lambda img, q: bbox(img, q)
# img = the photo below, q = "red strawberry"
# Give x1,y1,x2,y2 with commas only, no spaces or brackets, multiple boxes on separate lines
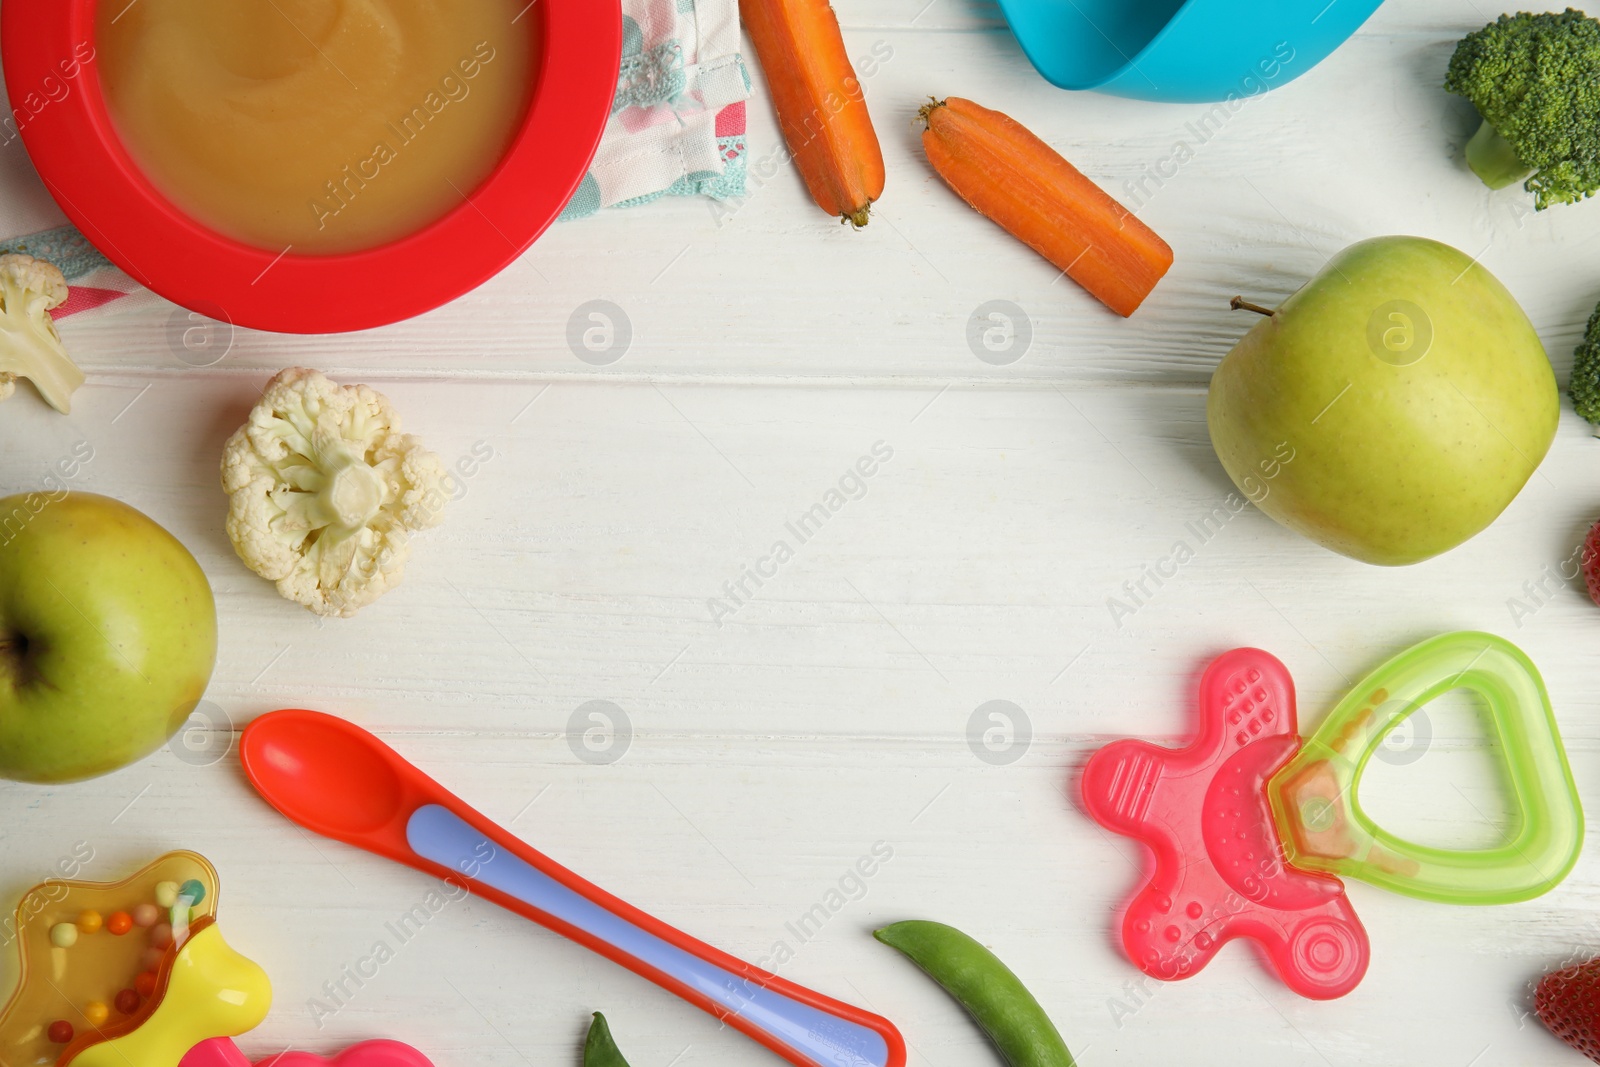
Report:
1584,520,1600,608
1537,957,1600,1062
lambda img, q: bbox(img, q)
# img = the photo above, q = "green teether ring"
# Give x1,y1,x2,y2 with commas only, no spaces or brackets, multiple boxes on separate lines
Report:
1269,632,1582,905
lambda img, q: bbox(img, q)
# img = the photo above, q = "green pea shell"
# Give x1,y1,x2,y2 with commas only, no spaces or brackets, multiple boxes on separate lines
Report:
875,920,1076,1067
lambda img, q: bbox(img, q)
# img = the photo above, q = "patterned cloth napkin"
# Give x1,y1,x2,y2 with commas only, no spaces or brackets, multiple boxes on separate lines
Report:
0,0,749,317
559,0,750,219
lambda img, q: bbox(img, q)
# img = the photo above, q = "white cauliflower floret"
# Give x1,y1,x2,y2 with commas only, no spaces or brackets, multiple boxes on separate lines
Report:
0,253,83,413
221,367,447,617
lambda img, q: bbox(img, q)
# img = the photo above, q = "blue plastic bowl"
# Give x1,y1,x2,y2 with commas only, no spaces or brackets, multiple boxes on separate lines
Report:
995,0,1386,103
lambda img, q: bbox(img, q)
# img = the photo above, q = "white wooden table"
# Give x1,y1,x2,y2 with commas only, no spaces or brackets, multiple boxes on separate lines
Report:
6,1,1600,1063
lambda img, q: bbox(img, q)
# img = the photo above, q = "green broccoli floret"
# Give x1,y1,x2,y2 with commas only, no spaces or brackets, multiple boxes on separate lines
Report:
1444,9,1600,210
1571,301,1600,424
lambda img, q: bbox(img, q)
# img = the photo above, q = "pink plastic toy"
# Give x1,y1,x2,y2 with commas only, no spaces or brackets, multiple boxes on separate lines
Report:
1081,649,1368,999
184,1038,432,1067
1082,634,1584,1000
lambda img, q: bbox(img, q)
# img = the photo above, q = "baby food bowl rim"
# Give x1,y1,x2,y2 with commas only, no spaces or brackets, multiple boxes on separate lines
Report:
0,0,621,333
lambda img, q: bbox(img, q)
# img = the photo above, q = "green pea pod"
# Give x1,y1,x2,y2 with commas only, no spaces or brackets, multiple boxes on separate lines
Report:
874,920,1076,1067
583,1012,632,1067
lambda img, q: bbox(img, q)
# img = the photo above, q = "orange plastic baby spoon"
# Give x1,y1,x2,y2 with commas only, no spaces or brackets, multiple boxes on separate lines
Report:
241,709,906,1067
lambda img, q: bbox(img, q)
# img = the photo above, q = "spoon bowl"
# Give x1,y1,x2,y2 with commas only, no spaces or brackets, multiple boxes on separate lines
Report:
241,711,408,839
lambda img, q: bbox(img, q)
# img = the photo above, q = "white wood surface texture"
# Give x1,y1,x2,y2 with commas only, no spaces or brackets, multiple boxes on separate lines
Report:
7,1,1600,1065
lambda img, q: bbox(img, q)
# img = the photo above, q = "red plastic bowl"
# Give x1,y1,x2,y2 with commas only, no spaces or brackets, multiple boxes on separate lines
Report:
1,1,620,333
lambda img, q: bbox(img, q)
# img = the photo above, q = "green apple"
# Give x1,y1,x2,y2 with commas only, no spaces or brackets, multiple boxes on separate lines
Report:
1207,235,1557,566
0,492,216,781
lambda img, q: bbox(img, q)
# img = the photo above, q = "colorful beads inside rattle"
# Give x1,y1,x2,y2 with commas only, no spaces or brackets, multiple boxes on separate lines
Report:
1,854,224,1065
35,879,204,1043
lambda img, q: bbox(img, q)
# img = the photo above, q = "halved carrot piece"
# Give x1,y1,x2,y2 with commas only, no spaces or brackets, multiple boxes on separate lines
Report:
741,0,885,227
920,97,1172,316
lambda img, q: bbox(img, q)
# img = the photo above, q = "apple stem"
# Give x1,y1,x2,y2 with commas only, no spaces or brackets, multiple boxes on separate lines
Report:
1230,297,1276,317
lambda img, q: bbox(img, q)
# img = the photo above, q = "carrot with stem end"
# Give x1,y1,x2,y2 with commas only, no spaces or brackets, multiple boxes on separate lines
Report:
919,97,1172,317
740,0,885,227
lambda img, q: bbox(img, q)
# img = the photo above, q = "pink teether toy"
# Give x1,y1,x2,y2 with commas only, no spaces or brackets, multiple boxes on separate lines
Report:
1081,648,1369,999
182,1039,432,1067
1083,634,1584,1000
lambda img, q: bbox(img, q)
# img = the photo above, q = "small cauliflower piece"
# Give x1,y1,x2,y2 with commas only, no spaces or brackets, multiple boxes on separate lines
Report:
221,367,448,617
0,253,84,413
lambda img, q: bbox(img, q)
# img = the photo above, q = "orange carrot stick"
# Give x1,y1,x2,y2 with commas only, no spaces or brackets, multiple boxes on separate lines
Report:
740,0,885,227
920,97,1172,316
